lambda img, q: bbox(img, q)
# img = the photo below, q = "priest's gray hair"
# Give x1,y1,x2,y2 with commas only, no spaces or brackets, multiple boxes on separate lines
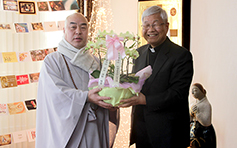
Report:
142,6,168,23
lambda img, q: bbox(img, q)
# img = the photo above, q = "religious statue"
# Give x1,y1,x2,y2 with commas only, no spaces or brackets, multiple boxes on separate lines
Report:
189,83,216,148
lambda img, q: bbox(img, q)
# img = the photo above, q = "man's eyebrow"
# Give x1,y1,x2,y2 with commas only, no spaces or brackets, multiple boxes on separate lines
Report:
69,22,77,25
69,22,87,26
80,23,87,26
143,20,159,24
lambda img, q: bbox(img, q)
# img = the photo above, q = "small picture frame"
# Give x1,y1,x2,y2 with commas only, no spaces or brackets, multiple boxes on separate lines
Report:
45,48,57,55
7,102,26,115
0,104,9,116
0,75,18,88
0,134,12,146
17,51,32,62
29,72,40,83
0,23,11,31
1,52,18,63
57,20,65,30
37,1,50,12
14,22,29,33
48,1,65,11
24,99,37,110
31,22,44,31
18,1,36,14
63,0,79,10
12,131,27,143
2,0,18,11
43,21,58,32
26,129,36,142
30,49,46,61
16,74,30,85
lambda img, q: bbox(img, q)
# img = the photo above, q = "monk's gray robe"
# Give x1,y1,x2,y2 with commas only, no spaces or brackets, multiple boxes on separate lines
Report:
36,51,109,148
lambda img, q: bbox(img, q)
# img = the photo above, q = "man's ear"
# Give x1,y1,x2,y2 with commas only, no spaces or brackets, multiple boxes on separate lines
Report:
63,27,65,34
165,22,169,29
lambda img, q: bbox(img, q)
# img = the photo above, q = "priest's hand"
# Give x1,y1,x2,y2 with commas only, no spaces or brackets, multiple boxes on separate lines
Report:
118,92,146,108
88,87,117,110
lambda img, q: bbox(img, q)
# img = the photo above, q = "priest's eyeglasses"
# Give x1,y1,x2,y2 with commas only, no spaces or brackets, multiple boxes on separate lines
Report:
142,22,165,30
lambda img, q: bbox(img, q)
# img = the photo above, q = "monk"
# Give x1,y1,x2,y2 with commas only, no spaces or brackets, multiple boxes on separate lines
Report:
36,12,116,148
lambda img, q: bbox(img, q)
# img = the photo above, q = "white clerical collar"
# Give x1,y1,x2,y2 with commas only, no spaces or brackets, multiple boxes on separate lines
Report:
150,48,155,53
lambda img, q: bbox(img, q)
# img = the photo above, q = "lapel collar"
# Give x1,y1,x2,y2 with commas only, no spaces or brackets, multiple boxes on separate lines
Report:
136,45,149,71
144,38,171,89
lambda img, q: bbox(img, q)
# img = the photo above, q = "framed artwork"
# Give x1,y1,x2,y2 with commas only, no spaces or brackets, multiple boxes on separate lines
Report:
0,76,8,88
57,20,65,30
30,49,46,61
37,1,49,11
26,129,36,142
17,51,32,62
48,1,65,11
18,1,36,14
14,22,29,33
29,72,40,83
45,48,57,55
31,22,44,31
0,134,11,146
0,75,17,88
1,52,18,63
7,102,26,115
0,23,11,31
12,131,27,143
63,0,79,10
138,0,182,46
43,21,57,32
2,0,18,11
0,104,8,116
16,74,30,85
24,99,37,110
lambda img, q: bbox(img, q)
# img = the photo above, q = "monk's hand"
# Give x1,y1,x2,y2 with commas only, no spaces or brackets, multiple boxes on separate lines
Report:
118,92,146,108
88,87,115,110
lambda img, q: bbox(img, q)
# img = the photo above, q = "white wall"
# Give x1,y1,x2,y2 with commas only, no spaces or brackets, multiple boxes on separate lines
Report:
111,0,237,147
0,9,75,147
191,0,237,147
110,0,138,34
